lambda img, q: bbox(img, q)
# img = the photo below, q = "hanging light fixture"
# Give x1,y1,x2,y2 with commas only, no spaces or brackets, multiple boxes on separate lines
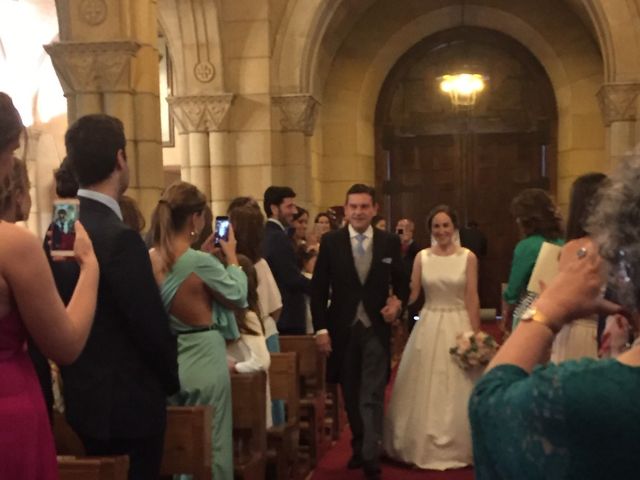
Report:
438,72,487,108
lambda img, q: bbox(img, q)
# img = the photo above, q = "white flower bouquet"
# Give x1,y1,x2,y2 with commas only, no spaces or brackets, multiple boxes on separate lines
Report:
449,331,499,370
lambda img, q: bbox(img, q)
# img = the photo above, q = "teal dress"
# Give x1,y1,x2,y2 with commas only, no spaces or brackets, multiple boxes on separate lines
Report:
503,234,564,329
469,359,640,479
160,249,247,480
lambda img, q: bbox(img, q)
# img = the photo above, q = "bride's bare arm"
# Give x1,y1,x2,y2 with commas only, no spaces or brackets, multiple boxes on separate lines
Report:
464,251,481,332
2,222,98,364
408,252,422,305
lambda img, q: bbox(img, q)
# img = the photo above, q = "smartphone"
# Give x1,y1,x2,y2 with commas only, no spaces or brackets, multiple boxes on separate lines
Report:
214,216,230,246
51,198,80,257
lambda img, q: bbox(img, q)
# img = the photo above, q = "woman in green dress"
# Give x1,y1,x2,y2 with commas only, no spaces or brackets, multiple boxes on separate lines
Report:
470,157,640,479
501,188,564,332
148,181,247,480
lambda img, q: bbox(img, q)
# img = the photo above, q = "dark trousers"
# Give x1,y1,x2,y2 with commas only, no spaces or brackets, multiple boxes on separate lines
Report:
80,433,165,480
340,322,388,474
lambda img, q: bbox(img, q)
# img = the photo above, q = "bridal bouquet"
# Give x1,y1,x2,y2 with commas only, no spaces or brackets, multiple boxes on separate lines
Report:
449,331,499,370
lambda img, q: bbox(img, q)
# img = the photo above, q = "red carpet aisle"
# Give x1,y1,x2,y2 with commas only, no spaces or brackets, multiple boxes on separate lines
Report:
309,427,474,480
310,322,504,480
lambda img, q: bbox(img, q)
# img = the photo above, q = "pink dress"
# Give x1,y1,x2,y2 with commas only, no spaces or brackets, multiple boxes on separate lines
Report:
0,308,58,479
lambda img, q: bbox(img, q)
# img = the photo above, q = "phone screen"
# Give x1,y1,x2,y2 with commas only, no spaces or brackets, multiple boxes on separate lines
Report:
214,216,230,246
51,200,79,256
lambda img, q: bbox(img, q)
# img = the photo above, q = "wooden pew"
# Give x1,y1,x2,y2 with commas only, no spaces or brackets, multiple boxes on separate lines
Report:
160,406,212,480
58,455,128,480
267,352,300,480
325,382,346,441
231,371,267,480
279,335,327,467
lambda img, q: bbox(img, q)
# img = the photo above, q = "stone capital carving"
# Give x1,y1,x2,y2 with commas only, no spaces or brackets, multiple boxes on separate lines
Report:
167,94,235,133
272,94,320,136
597,83,640,126
44,41,140,94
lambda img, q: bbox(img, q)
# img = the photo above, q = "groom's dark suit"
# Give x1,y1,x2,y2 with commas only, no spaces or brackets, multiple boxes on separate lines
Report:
311,226,408,476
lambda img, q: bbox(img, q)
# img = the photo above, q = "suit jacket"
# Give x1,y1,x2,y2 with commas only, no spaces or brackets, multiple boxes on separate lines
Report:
262,220,310,334
53,197,179,440
311,227,409,382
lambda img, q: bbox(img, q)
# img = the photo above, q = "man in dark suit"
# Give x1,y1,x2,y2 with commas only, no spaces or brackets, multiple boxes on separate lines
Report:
311,184,409,480
261,185,311,334
396,218,422,332
459,220,488,258
54,114,179,479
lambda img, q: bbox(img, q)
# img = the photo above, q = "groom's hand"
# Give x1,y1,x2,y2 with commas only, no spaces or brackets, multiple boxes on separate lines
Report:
381,295,402,324
315,332,332,356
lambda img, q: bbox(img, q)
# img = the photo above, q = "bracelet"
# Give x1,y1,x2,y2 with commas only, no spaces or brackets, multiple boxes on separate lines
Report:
520,307,562,334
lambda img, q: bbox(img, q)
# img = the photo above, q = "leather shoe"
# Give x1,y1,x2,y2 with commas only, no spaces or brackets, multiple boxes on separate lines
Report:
364,462,381,479
347,455,363,469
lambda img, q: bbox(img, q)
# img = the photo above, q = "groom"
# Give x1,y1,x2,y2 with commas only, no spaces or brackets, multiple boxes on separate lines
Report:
311,184,408,480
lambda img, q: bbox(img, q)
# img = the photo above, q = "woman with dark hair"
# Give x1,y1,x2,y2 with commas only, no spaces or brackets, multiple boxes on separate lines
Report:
501,188,564,332
226,254,272,427
118,194,146,234
290,205,309,250
0,92,99,478
229,204,286,425
148,181,247,480
384,204,481,470
551,173,607,362
469,158,640,480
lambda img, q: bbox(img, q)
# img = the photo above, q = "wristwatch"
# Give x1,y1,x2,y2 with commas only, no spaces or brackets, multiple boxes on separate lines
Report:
520,307,561,334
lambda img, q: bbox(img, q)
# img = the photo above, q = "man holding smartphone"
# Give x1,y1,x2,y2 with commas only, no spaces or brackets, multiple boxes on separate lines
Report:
261,185,311,335
52,114,179,479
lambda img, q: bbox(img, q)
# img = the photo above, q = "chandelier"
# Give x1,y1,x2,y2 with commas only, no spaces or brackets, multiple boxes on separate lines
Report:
438,73,487,108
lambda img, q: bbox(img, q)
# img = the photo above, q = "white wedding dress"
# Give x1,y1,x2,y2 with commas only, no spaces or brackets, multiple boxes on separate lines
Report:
384,248,476,470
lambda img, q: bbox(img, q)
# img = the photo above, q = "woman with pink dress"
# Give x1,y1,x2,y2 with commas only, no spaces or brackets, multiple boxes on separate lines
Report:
0,92,99,479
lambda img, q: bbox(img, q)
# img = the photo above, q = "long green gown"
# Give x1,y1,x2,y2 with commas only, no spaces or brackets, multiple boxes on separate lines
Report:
160,249,247,480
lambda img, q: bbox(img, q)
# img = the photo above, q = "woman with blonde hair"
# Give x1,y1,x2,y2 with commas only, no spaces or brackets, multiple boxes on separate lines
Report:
148,181,247,480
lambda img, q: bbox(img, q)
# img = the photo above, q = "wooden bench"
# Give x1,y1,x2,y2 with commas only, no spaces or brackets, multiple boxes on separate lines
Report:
267,352,300,480
279,335,327,467
231,371,267,480
58,455,128,480
325,382,346,441
160,405,212,480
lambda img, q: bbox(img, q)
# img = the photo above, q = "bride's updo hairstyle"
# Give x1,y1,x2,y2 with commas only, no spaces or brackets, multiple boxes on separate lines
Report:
426,204,459,236
149,181,207,271
587,157,640,311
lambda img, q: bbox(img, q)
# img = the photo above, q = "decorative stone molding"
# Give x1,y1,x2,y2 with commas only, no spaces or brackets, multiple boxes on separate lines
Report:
272,94,320,136
79,0,108,26
597,83,640,126
167,94,235,133
44,41,140,94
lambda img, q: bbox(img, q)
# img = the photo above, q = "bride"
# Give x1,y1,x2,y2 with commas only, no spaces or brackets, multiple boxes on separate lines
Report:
383,204,480,470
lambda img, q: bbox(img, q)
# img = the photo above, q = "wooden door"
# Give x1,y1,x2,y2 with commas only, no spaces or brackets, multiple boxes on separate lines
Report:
388,132,550,309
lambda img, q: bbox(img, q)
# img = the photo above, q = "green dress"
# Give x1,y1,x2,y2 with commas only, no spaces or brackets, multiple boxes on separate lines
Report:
469,359,640,479
160,249,247,480
503,234,564,329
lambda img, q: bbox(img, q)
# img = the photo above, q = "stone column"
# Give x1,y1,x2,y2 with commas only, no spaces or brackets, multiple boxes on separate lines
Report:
167,94,234,214
45,0,164,220
597,83,640,170
272,94,320,208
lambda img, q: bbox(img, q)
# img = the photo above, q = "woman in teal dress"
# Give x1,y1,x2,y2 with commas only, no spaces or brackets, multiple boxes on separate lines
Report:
501,188,563,332
148,181,247,480
470,158,640,479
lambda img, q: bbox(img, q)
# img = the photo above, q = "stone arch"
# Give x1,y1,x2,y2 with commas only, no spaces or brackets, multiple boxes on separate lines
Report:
157,0,226,95
283,0,612,210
